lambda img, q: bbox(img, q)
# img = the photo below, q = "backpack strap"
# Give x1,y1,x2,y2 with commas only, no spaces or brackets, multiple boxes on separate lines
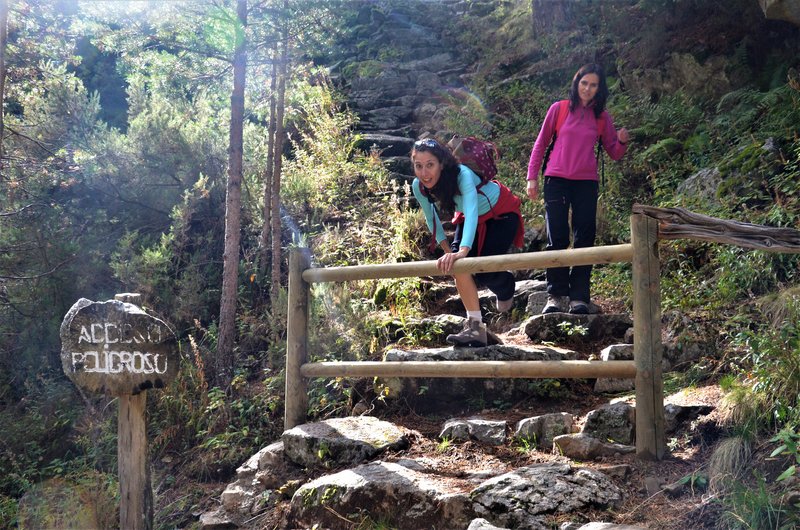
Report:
554,99,570,135
418,180,441,253
595,113,606,187
541,100,570,176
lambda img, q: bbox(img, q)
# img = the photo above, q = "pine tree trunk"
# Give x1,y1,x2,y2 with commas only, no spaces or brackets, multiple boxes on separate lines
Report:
216,0,247,387
259,48,278,277
0,0,8,171
270,16,288,305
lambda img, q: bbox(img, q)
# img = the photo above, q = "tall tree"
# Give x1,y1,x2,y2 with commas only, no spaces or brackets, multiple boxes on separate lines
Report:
270,12,288,305
0,0,7,171
216,0,248,386
259,47,278,277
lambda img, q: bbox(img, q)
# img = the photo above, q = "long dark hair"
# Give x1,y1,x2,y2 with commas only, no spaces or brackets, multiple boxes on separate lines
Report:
411,138,461,214
568,63,608,119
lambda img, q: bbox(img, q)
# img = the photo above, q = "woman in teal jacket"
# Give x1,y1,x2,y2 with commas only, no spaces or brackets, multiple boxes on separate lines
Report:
411,138,523,347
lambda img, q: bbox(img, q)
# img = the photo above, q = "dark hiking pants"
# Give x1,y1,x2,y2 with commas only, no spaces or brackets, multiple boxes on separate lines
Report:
452,212,520,301
543,176,598,303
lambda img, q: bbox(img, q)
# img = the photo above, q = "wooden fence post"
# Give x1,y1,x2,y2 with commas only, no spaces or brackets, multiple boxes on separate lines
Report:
118,392,153,530
631,213,665,460
285,248,310,430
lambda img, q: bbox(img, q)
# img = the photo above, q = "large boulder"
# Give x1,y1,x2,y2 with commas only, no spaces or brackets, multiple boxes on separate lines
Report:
288,460,475,529
676,167,723,204
470,463,622,528
282,416,410,469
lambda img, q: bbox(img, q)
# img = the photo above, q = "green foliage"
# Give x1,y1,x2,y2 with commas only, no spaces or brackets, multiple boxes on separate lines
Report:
715,247,799,304
677,472,708,494
556,321,588,338
592,263,632,309
515,435,537,454
0,494,18,529
726,296,800,431
282,71,386,225
719,474,798,530
16,473,118,530
525,379,569,400
150,329,283,480
770,427,800,482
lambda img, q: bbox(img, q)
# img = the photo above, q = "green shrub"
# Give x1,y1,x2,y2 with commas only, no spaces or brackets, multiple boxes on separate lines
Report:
720,474,796,530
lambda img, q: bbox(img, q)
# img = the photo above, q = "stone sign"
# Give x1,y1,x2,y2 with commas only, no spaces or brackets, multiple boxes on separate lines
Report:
60,298,178,396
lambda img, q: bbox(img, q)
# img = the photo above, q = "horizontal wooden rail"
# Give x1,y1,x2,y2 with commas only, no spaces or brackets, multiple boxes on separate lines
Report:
300,360,636,379
633,204,800,252
302,244,634,284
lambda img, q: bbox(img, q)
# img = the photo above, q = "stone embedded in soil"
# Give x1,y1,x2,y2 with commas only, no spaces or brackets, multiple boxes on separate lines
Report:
523,313,633,343
467,518,509,530
582,402,636,445
381,344,577,413
515,412,575,449
440,418,507,445
553,433,636,460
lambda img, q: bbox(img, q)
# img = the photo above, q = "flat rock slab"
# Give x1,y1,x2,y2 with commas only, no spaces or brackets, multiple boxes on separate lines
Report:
440,418,507,445
282,416,409,469
470,463,622,529
381,344,577,413
288,460,475,530
553,433,636,460
523,313,632,343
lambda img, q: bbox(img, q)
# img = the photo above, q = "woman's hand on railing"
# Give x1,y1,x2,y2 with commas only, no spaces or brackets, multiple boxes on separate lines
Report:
437,247,469,274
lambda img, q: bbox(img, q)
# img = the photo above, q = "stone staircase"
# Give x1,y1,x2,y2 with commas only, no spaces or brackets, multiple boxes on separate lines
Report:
199,279,713,529
328,2,477,185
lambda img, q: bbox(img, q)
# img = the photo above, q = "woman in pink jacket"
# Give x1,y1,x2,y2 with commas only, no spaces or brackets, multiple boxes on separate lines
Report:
526,63,630,314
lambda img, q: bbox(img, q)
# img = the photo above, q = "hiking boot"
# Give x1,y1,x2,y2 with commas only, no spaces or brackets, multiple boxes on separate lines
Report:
569,300,590,315
495,296,514,313
446,318,487,347
542,295,568,314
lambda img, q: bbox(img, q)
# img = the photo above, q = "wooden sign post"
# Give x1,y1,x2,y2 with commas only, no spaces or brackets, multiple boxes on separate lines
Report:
60,293,178,530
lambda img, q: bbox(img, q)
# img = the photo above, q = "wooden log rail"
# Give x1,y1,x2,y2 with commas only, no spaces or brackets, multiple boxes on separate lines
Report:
301,360,637,379
287,206,800,461
285,225,656,456
284,204,800,460
301,244,634,283
632,204,800,252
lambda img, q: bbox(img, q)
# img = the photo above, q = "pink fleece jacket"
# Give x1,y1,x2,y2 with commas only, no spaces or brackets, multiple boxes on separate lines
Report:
526,101,627,183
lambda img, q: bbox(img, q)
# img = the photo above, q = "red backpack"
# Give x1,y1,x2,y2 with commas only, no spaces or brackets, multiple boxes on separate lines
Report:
447,135,500,184
542,100,606,180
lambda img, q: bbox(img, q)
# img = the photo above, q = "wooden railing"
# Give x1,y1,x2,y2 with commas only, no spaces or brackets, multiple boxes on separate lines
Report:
284,205,800,461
